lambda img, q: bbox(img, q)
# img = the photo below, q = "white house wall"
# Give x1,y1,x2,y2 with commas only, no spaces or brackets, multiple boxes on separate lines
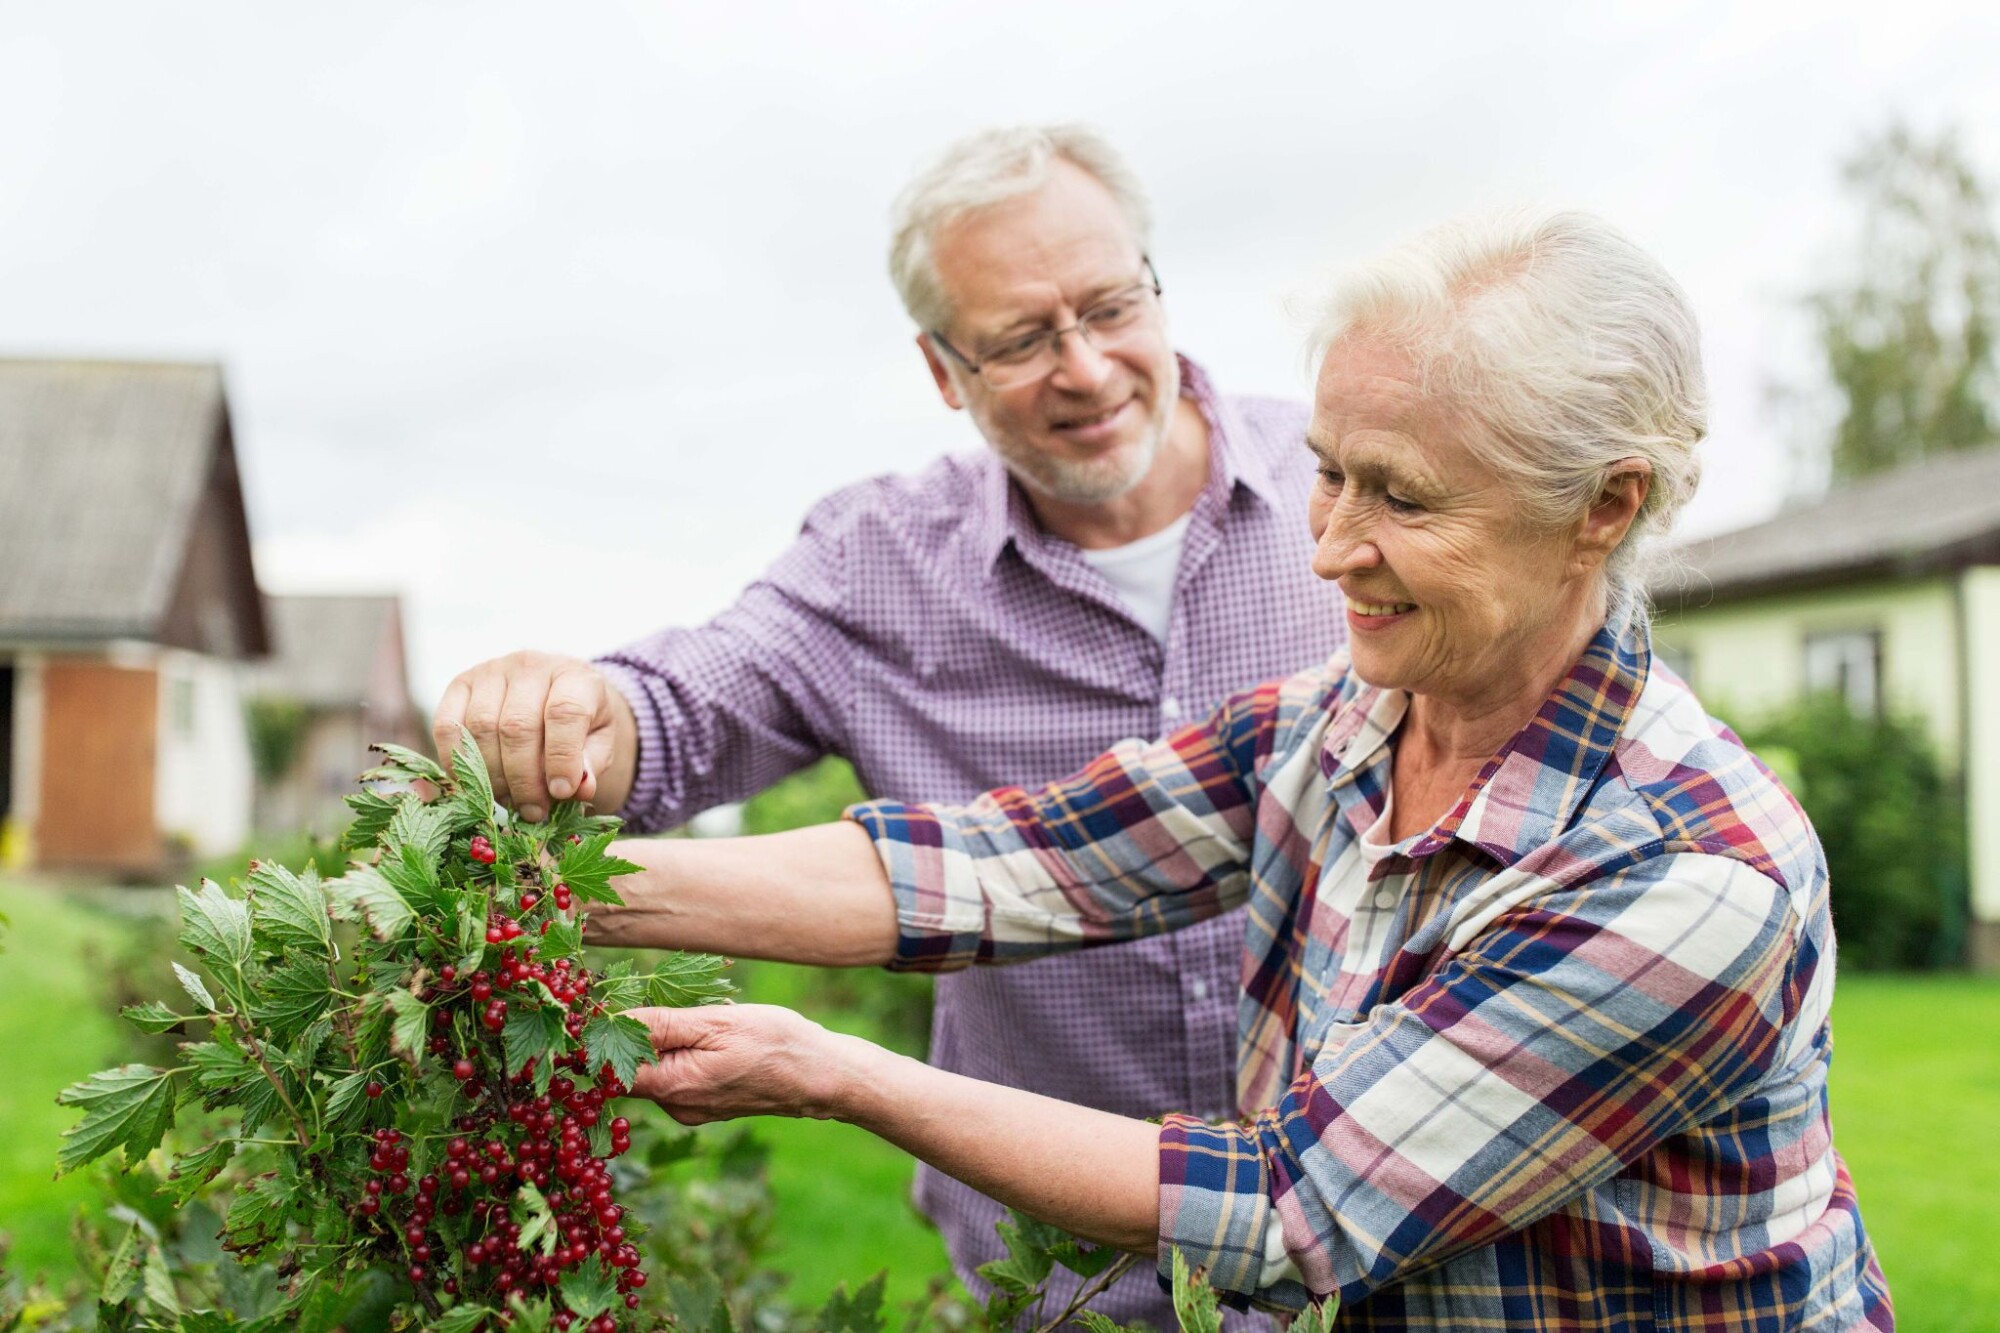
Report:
153,648,253,858
1963,568,2000,967
1651,576,1962,766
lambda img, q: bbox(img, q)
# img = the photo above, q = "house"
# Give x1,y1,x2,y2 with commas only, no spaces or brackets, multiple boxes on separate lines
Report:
244,592,424,838
1649,444,2000,971
0,360,270,878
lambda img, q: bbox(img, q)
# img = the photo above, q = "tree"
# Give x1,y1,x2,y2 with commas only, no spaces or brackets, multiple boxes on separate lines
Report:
1796,122,2000,485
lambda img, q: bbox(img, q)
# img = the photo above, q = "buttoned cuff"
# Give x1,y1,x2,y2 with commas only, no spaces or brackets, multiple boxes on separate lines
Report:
845,800,987,972
1158,1114,1314,1311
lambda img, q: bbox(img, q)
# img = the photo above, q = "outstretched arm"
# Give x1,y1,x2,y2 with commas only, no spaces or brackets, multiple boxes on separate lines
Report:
625,1003,1161,1253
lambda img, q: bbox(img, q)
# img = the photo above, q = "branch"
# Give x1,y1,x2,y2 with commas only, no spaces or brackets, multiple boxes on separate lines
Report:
229,1007,315,1150
1030,1253,1143,1333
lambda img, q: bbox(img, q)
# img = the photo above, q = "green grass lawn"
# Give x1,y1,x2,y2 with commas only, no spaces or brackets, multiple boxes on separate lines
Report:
3,874,1992,1330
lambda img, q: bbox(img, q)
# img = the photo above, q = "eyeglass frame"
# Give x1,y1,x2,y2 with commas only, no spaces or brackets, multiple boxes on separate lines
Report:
928,256,1164,386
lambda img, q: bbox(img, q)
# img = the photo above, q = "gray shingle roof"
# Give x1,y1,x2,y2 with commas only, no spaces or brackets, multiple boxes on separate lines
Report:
1653,444,2000,607
247,594,402,707
0,359,229,640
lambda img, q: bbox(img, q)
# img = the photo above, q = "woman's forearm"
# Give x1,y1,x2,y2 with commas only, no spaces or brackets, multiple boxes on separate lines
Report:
826,1031,1162,1253
590,821,899,966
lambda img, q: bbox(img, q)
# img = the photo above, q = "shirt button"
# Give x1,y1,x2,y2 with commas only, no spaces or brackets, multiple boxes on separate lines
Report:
1374,886,1398,909
1161,696,1183,721
1189,975,1209,1001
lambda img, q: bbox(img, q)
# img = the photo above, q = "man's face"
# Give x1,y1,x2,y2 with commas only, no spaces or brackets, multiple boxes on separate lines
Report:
922,160,1179,506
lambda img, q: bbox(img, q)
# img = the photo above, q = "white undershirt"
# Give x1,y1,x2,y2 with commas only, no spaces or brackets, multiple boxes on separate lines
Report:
1078,512,1192,646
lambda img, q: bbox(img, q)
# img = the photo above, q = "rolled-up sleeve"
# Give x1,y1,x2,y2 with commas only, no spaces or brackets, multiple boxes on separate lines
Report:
1157,850,1800,1310
847,681,1283,972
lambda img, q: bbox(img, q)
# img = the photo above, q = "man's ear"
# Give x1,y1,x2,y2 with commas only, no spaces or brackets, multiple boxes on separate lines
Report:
918,334,965,412
1573,459,1653,574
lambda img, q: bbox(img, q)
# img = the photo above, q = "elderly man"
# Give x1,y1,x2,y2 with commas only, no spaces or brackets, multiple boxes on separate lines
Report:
435,124,1342,1323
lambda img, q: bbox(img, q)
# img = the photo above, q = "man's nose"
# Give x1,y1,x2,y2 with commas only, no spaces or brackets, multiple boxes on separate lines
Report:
1046,326,1116,393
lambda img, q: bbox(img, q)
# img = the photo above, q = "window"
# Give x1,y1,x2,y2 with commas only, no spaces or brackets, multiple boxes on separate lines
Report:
1802,629,1881,717
171,677,198,738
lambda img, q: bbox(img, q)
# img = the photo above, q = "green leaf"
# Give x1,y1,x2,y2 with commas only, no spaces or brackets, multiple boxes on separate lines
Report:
1072,1314,1126,1333
321,1070,372,1130
342,788,404,850
224,1173,295,1254
249,957,334,1041
121,1001,187,1034
326,864,413,941
433,1305,499,1333
502,1003,568,1079
643,953,735,1008
556,1261,619,1322
1294,1295,1342,1332
538,913,583,960
385,989,431,1068
177,881,252,971
812,1272,886,1333
1170,1248,1223,1333
141,1244,181,1318
453,901,490,975
514,1181,559,1257
100,1220,145,1305
378,842,450,920
172,962,217,1013
245,861,332,958
447,731,497,824
55,1065,179,1174
182,1039,255,1102
581,1013,654,1087
362,742,447,786
505,1294,553,1333
163,1136,238,1207
554,832,641,905
383,799,452,870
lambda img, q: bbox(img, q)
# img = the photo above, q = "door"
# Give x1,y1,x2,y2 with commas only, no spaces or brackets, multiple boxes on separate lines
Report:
37,658,158,873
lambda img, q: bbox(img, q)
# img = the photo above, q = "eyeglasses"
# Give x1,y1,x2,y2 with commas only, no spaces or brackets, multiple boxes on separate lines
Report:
931,257,1164,389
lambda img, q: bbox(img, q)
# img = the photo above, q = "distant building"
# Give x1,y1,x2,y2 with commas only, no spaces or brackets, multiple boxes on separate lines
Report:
245,593,424,837
0,360,269,877
1651,445,2000,971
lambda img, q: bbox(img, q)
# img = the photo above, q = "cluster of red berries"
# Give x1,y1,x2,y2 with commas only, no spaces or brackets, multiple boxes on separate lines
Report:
469,833,499,865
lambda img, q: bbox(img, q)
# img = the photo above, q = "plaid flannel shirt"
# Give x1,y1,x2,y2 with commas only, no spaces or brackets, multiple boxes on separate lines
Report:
851,620,1893,1330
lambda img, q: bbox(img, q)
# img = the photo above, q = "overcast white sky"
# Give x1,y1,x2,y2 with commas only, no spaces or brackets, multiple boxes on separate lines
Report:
4,1,1997,704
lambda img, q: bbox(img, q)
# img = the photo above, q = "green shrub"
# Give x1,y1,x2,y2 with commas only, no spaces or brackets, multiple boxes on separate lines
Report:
1732,693,1967,969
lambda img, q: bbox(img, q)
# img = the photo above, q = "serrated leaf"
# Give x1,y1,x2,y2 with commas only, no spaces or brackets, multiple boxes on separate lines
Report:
505,1294,553,1333
363,742,446,786
1294,1295,1342,1332
182,1039,254,1098
812,1271,886,1333
177,881,252,971
453,902,490,974
141,1245,181,1318
100,1221,144,1305
121,1001,186,1034
581,1014,654,1088
163,1136,238,1207
385,989,431,1068
249,957,334,1041
378,842,450,920
224,1173,294,1254
538,914,583,960
556,1261,619,1322
593,959,645,1011
172,962,217,1013
1072,1314,1125,1333
55,1065,179,1174
245,861,332,958
383,799,451,869
447,731,496,823
553,832,641,905
501,1003,568,1079
1170,1248,1223,1333
643,953,735,1008
514,1181,559,1257
342,788,404,851
321,1070,371,1129
326,864,413,941
434,1306,499,1333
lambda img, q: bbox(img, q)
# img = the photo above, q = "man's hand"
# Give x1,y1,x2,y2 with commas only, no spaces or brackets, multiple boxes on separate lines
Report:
433,650,638,822
625,1004,867,1125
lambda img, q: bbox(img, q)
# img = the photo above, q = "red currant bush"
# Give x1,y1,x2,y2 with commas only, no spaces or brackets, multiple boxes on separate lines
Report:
56,737,734,1331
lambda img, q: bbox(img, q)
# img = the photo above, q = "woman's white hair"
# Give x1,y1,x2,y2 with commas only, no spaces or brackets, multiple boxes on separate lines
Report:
889,124,1153,333
1310,208,1707,623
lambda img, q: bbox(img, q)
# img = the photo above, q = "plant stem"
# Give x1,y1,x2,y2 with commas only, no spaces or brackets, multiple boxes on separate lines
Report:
229,1006,315,1149
1029,1253,1143,1333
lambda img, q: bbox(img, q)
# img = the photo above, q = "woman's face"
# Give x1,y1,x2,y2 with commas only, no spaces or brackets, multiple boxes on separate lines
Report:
1306,338,1597,711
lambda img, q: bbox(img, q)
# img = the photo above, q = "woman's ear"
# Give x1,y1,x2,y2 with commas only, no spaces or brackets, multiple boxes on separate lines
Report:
1572,459,1653,574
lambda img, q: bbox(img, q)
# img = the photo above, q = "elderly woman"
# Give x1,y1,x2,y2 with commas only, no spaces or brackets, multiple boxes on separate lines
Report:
598,211,1893,1328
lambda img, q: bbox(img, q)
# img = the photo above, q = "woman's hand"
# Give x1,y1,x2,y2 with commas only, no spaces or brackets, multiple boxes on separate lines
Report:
624,1003,869,1125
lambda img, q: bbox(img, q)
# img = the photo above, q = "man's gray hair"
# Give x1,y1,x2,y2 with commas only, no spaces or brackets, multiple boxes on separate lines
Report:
889,124,1153,333
1310,209,1707,623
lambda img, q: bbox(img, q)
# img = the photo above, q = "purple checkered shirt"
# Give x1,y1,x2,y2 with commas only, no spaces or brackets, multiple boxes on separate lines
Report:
596,356,1345,1324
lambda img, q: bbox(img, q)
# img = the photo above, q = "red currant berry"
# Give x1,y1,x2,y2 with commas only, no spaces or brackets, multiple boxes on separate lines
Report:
364,1080,385,1099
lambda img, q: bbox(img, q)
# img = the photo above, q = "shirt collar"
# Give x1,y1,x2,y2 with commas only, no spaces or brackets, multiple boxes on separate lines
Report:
973,353,1271,573
1321,616,1652,867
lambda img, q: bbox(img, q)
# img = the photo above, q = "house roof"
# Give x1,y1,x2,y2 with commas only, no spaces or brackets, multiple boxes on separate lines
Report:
1653,444,2000,608
248,593,406,707
0,359,269,654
